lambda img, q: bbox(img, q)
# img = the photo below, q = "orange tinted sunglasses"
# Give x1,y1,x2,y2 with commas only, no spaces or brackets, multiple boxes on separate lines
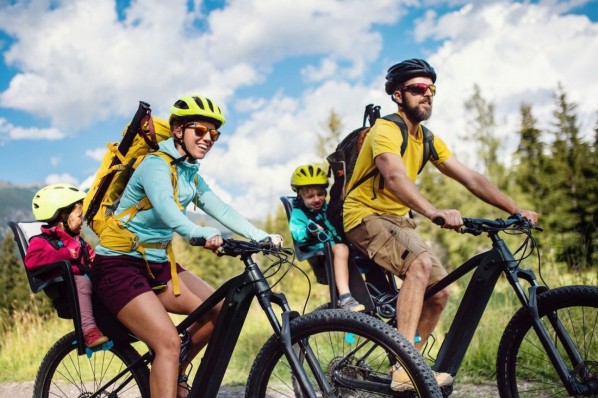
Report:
184,123,221,142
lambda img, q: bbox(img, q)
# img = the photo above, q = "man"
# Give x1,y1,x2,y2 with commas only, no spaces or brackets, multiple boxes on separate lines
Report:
342,58,537,391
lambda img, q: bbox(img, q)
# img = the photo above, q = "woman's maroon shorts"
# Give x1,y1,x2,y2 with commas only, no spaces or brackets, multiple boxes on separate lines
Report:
91,254,184,316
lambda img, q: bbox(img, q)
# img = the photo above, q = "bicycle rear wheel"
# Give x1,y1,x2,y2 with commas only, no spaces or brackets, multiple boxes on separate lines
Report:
497,285,598,398
246,309,441,397
33,331,151,398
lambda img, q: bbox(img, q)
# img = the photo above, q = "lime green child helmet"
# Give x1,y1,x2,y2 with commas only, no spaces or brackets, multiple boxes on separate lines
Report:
32,183,86,222
290,164,329,192
169,95,226,128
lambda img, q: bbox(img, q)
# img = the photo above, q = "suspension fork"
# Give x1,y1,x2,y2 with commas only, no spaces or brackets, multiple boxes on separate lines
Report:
261,291,334,397
526,286,589,395
506,267,588,395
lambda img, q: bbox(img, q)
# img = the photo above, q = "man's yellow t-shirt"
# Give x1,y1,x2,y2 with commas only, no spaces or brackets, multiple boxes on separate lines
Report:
343,116,452,232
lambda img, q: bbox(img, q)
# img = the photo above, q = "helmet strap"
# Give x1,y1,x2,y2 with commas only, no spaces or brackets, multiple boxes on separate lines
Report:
173,129,194,163
59,209,78,237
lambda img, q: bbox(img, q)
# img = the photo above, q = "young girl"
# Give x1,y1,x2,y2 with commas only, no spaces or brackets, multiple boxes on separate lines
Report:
289,164,365,312
25,183,108,348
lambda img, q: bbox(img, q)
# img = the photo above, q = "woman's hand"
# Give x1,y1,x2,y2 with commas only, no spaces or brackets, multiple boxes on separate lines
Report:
268,234,284,247
204,235,223,253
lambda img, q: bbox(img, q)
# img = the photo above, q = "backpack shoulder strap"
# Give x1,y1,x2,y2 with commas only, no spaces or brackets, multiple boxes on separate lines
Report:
381,113,409,155
420,125,439,173
31,232,63,250
382,113,438,174
152,151,185,211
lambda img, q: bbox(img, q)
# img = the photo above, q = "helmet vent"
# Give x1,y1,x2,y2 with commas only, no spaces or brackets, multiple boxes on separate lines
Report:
174,100,190,110
205,98,215,112
193,96,205,110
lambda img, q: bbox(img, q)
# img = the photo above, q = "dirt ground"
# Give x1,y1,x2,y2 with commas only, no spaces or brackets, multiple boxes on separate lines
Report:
0,380,499,397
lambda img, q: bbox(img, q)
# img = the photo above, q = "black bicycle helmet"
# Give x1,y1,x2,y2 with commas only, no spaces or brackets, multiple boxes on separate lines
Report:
384,59,437,95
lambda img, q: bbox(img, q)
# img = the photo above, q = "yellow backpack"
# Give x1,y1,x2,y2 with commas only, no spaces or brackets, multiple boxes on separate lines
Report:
83,101,187,295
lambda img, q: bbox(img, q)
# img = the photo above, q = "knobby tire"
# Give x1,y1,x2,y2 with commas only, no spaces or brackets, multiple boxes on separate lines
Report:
496,285,598,398
245,309,441,397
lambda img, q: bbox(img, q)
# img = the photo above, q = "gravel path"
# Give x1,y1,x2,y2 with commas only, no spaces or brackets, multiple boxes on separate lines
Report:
0,381,499,397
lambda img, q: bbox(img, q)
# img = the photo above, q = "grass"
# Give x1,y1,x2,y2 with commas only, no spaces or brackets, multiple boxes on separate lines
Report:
0,306,72,382
0,262,595,386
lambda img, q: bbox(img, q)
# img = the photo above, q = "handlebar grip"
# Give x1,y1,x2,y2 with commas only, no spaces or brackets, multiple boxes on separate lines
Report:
432,217,445,226
189,237,207,246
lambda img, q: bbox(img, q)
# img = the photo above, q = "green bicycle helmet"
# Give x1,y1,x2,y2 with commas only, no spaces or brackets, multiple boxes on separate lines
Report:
32,183,86,222
169,95,226,128
290,164,329,192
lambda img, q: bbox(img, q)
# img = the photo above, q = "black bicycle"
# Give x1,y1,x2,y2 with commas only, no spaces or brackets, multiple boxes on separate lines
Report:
285,213,598,398
11,222,443,398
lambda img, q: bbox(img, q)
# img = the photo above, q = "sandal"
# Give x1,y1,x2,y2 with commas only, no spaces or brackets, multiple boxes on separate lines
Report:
177,375,191,398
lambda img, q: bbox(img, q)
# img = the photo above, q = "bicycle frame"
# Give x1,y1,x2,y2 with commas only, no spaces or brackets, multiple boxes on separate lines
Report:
92,246,327,398
183,254,322,398
425,230,587,394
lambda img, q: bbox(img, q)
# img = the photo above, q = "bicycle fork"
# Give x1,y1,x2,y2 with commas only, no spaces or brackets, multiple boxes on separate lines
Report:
261,292,336,398
527,286,594,395
510,270,593,395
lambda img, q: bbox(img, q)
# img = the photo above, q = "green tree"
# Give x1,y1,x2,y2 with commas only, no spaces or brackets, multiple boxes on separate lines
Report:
0,234,32,315
316,110,344,159
463,84,506,187
544,84,596,269
513,103,548,214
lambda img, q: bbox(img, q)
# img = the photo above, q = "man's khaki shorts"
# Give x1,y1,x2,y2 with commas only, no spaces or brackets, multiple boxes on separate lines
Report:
346,214,447,284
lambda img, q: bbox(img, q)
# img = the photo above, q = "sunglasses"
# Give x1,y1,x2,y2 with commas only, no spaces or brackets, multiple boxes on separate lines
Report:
184,123,221,142
400,83,436,96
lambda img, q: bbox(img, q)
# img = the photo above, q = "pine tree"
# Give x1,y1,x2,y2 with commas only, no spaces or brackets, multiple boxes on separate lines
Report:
513,104,548,214
545,84,596,269
463,84,506,188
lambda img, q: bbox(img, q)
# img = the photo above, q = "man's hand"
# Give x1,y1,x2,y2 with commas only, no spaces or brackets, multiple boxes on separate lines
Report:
430,209,463,230
516,209,538,225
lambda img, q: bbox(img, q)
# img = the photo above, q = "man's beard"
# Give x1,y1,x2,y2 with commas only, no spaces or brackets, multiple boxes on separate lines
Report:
402,100,432,123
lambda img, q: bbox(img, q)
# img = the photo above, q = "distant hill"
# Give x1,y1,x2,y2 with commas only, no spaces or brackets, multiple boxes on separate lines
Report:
0,182,40,236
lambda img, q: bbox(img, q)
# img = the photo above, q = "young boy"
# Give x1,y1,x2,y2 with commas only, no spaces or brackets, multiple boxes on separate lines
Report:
25,183,109,348
289,164,365,312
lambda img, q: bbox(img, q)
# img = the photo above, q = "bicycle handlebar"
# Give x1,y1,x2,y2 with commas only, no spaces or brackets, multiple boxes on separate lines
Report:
189,237,293,257
433,213,542,235
461,214,542,235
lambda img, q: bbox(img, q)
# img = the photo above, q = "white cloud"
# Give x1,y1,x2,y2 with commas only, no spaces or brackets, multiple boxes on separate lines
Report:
416,2,598,165
0,0,404,132
45,173,79,186
85,147,106,162
0,117,65,140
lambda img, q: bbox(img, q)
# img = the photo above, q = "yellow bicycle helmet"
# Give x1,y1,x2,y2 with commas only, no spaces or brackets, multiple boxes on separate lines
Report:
290,164,329,192
32,183,86,222
169,95,226,128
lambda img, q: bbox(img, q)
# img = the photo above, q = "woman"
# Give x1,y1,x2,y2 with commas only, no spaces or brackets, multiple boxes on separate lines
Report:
91,95,282,398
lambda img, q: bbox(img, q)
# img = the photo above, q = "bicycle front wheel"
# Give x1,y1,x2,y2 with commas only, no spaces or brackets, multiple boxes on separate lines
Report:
497,285,598,398
33,331,151,398
246,309,441,397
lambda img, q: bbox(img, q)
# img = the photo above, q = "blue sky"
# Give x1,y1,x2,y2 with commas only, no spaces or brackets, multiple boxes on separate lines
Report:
0,0,597,219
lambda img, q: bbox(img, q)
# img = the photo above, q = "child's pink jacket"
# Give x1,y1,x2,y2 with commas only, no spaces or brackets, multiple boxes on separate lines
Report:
24,226,95,275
